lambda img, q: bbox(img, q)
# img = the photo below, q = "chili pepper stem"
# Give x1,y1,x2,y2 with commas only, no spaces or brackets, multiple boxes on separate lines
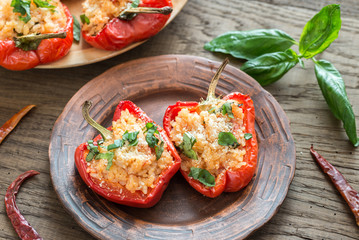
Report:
207,58,229,100
82,101,113,141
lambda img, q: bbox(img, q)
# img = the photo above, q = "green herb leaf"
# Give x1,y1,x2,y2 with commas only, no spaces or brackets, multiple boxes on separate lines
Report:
208,107,216,114
11,0,31,23
86,140,99,162
155,141,164,160
72,15,81,42
144,123,159,148
218,132,239,148
131,0,140,8
80,14,90,24
33,0,55,8
299,4,341,59
122,131,139,146
107,139,124,151
204,29,296,60
240,49,299,86
244,133,253,140
314,59,359,147
95,152,114,170
188,167,215,187
86,151,95,162
221,102,234,118
179,132,198,160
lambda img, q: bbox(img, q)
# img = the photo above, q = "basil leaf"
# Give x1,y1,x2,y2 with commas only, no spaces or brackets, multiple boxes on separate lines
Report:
72,15,81,42
188,167,215,187
240,49,299,86
86,151,95,162
204,29,296,60
314,59,359,147
244,133,253,140
95,152,114,170
33,0,55,8
179,132,198,160
11,0,31,23
80,14,90,24
218,132,239,148
221,102,234,118
122,131,139,146
107,139,124,151
144,123,159,148
131,0,140,8
299,4,341,59
155,141,164,160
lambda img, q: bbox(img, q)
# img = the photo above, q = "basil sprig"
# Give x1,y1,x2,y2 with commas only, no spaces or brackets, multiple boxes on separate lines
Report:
144,122,164,160
218,132,239,148
179,132,198,160
204,29,296,60
221,102,234,118
205,4,359,147
11,0,31,23
188,167,215,187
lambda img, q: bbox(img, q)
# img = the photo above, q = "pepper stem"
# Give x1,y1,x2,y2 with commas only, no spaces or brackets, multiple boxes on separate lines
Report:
118,6,172,20
82,101,113,141
14,32,67,51
206,58,229,100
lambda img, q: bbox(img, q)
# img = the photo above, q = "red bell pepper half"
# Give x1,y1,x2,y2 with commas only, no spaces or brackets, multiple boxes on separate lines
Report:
75,100,181,208
163,59,258,198
82,0,172,51
0,3,73,71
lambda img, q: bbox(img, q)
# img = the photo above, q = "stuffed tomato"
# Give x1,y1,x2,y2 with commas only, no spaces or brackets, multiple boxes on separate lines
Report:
75,101,181,208
81,0,172,50
0,0,73,70
163,59,258,198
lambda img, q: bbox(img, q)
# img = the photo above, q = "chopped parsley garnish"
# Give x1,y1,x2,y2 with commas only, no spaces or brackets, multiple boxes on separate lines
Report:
80,14,90,24
218,132,239,148
179,132,198,160
188,167,215,187
244,133,253,140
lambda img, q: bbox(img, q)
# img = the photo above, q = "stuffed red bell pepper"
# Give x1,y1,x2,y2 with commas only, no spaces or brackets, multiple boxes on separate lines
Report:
0,0,73,71
163,59,258,198
80,0,172,51
75,100,181,208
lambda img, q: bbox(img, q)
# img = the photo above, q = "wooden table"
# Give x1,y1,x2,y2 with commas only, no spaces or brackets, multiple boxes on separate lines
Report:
0,0,358,239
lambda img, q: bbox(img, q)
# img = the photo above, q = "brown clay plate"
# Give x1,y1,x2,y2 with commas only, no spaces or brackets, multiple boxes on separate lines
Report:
37,0,187,69
49,55,296,239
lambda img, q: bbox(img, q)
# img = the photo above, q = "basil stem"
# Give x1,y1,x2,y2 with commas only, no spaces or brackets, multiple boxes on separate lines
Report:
204,29,296,60
82,101,113,141
299,4,341,59
188,167,215,187
314,59,359,147
240,49,299,86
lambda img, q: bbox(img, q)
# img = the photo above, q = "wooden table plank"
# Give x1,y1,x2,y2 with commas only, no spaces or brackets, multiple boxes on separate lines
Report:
0,0,358,239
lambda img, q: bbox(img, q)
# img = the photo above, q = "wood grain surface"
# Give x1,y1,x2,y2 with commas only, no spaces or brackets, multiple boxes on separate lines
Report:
0,0,358,239
49,55,295,239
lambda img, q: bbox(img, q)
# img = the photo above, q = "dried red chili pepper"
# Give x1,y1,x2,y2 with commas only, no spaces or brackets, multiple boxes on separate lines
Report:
82,0,172,51
0,3,73,71
0,105,35,144
75,101,181,207
5,170,42,240
163,59,258,198
310,145,359,226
